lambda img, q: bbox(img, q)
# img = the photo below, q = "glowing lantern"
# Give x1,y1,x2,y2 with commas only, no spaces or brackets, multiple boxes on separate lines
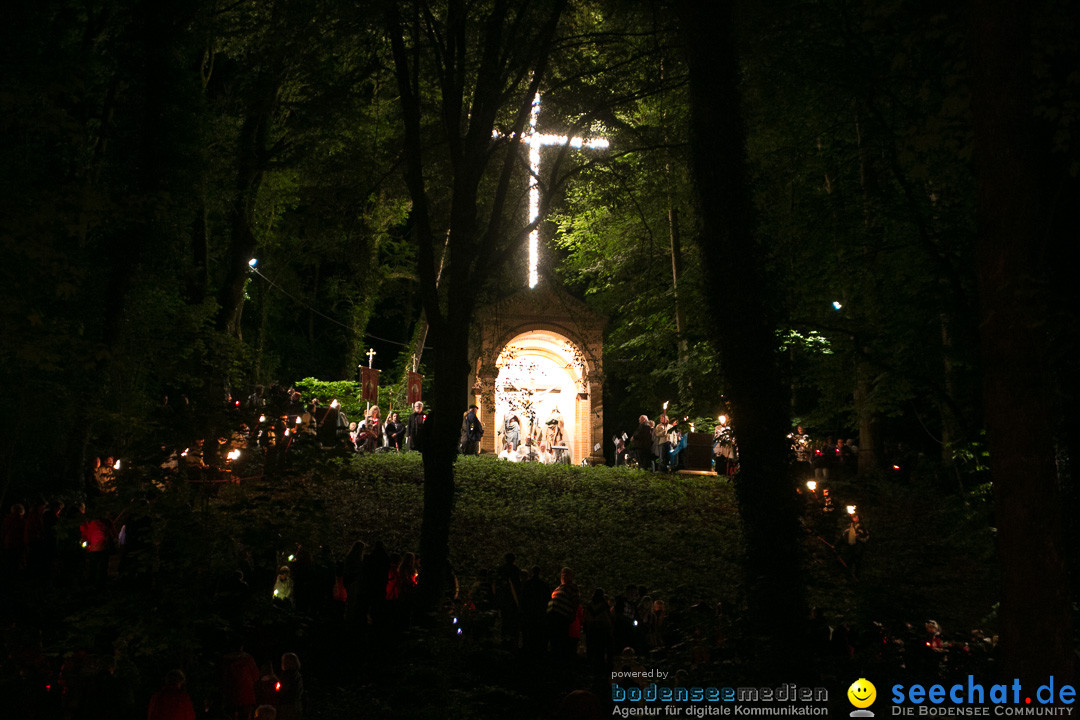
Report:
806,481,817,492
259,415,266,423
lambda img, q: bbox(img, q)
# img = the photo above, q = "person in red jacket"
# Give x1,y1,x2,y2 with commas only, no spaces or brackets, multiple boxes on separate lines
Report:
221,641,260,720
148,669,196,720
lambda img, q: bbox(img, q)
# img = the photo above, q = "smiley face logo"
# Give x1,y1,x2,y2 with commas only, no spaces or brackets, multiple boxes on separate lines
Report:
847,678,877,709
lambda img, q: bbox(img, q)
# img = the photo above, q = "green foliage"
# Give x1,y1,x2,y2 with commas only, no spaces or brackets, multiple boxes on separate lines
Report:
313,453,744,601
293,377,364,420
19,452,1001,718
949,431,991,479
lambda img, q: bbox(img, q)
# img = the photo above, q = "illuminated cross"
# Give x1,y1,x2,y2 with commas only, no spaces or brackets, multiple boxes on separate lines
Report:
366,347,377,367
521,93,609,288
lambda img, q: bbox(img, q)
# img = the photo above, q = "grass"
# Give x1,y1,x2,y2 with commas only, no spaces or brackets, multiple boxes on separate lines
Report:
2,449,1000,719
282,453,997,635
312,453,746,605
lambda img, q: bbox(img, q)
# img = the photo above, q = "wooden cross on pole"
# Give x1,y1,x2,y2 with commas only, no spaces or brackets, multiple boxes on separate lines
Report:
521,93,609,288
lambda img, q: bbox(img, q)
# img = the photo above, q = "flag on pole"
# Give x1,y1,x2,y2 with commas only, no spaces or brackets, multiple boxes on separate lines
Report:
361,367,380,403
407,372,423,405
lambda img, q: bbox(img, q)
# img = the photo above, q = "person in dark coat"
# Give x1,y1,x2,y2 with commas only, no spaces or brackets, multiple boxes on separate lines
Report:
520,565,551,659
632,416,654,470
462,405,483,455
406,402,425,452
384,412,406,450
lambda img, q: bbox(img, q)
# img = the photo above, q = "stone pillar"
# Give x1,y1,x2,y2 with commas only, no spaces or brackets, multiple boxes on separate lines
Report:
478,363,498,455
588,372,605,465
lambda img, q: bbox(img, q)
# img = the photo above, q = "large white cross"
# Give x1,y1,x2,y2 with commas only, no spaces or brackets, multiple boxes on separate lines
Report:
521,93,609,288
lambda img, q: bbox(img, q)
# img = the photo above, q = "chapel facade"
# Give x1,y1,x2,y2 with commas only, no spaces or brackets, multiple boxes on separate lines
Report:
469,285,606,464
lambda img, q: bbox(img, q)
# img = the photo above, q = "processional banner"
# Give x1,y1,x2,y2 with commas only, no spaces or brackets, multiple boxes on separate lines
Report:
407,371,423,405
361,367,380,403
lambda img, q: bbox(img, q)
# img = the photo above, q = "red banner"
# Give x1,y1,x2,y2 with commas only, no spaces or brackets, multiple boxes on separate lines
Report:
361,367,380,403
407,372,423,405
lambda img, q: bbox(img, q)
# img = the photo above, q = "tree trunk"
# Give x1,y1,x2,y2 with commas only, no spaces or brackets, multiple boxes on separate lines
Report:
216,71,279,337
417,311,471,611
971,0,1074,687
854,358,882,475
678,0,807,678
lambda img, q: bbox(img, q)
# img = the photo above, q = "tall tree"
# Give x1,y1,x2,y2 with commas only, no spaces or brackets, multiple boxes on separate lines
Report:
677,0,807,676
971,0,1075,686
386,0,571,608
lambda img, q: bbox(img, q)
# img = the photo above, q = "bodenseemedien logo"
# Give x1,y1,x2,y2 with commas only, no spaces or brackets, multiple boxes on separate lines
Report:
849,678,878,717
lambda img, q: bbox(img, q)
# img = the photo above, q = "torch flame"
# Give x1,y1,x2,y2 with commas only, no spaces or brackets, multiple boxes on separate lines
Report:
846,505,857,515
330,399,340,408
259,415,266,423
227,450,241,460
806,480,817,492
113,460,121,470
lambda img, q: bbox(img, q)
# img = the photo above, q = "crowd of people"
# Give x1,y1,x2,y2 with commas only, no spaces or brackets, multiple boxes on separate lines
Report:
0,477,991,720
612,412,736,473
0,384,961,718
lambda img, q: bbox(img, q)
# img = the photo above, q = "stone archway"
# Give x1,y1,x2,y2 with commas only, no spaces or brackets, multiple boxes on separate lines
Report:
494,330,583,461
470,286,606,463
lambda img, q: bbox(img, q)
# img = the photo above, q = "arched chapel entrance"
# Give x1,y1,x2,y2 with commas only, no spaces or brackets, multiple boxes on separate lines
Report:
470,286,605,464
